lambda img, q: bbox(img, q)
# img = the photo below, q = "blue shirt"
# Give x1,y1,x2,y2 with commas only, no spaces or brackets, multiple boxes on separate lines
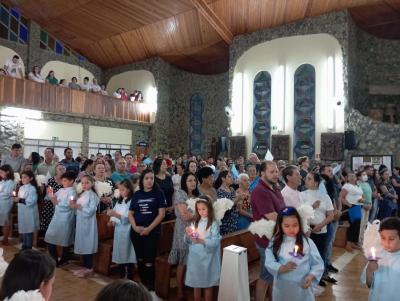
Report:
110,172,132,185
60,159,80,176
129,189,167,234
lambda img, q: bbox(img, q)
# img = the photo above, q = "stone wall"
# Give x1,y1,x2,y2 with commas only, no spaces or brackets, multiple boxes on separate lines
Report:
349,24,400,114
345,108,400,165
229,11,352,108
0,114,24,156
168,67,229,155
104,58,229,156
0,21,102,80
0,109,150,157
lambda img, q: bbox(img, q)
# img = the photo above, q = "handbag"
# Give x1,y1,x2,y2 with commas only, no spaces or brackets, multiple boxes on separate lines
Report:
348,205,361,222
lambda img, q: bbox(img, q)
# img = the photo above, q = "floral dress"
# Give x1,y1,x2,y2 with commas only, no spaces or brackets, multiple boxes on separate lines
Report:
168,190,192,265
217,188,239,236
40,177,62,233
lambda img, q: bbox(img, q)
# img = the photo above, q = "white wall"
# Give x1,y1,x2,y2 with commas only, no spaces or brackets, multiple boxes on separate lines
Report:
89,126,132,145
0,45,25,75
106,70,157,112
24,120,83,141
40,61,95,84
232,34,345,159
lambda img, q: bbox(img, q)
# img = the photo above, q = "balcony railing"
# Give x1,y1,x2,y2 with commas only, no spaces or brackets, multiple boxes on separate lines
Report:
0,75,151,123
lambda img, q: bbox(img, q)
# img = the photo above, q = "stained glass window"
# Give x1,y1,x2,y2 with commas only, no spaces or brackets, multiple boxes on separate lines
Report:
0,4,29,44
40,29,85,62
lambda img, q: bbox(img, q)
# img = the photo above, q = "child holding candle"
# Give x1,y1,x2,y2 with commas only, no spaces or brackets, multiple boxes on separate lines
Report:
0,165,15,245
12,171,40,250
185,197,221,301
107,179,136,280
265,207,324,301
44,171,77,266
362,217,400,300
70,174,100,278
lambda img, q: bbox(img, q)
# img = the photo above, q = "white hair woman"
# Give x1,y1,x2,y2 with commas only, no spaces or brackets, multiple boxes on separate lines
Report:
236,173,253,230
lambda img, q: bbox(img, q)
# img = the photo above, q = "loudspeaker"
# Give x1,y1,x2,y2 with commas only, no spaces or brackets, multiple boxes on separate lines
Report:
218,136,227,153
344,130,356,150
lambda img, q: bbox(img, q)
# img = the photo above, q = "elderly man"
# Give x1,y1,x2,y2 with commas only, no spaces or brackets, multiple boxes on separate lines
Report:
110,159,132,185
36,148,57,177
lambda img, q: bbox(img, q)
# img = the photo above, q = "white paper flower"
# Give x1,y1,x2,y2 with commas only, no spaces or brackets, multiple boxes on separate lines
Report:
95,181,113,198
113,189,120,199
249,219,276,240
213,198,234,221
297,204,315,232
5,290,44,301
35,175,46,186
363,220,383,258
14,173,20,184
74,182,83,195
186,198,197,213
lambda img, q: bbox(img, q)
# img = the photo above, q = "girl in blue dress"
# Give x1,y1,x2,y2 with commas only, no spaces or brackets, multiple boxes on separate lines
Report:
362,217,400,301
45,170,77,266
265,207,324,301
185,197,221,301
0,165,15,245
71,174,100,278
107,179,136,280
12,171,40,250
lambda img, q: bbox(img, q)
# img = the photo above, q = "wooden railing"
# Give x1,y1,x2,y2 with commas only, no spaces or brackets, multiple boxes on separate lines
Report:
0,75,151,123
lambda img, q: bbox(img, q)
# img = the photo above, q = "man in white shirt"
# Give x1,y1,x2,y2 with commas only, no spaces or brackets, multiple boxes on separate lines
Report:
281,165,302,208
90,78,101,93
80,76,90,91
3,55,23,79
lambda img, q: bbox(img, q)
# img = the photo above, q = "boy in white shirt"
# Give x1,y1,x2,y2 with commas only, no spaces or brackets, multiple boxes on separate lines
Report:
4,55,23,79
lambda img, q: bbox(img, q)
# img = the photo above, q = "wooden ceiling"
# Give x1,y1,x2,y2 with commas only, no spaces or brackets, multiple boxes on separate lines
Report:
5,0,398,74
350,0,400,40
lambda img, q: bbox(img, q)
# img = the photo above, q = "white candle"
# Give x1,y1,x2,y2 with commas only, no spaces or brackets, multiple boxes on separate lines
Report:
12,191,16,197
294,245,299,257
371,247,376,259
70,196,74,202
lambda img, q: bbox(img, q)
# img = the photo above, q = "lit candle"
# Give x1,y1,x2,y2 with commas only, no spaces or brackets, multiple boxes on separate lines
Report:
12,191,16,197
371,247,376,260
70,196,74,202
294,245,299,257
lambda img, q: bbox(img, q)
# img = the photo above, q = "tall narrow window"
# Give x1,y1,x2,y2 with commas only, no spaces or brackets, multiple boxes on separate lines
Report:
190,93,204,156
252,71,271,158
293,64,316,160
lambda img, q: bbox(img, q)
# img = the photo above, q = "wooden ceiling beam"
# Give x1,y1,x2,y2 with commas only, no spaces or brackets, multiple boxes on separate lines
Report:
190,0,233,44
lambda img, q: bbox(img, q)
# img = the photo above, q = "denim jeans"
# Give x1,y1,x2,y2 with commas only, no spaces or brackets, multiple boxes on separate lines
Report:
22,233,33,249
324,221,338,267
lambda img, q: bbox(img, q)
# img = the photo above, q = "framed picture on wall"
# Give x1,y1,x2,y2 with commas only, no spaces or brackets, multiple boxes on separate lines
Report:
351,155,393,175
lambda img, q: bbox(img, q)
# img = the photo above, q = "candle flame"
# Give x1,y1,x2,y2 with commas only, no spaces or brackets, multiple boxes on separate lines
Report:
12,191,16,196
294,245,299,256
371,247,376,259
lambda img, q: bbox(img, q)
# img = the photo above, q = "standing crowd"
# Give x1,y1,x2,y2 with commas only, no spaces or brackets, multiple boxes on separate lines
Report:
0,143,399,301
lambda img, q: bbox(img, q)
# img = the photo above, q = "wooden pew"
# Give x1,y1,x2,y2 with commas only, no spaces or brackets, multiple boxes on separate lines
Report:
93,214,114,275
155,229,260,299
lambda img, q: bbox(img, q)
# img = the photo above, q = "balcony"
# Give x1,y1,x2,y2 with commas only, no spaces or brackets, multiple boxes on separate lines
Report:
0,75,151,123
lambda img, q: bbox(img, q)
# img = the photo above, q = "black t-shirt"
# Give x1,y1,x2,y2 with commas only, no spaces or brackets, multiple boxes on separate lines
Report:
129,189,167,234
155,175,174,207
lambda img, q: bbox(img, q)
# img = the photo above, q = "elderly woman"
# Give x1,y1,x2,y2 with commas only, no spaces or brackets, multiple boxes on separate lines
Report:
93,161,115,212
236,173,252,230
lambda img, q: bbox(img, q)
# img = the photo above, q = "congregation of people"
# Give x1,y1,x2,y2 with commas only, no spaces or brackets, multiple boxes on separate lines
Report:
0,141,399,301
1,55,143,102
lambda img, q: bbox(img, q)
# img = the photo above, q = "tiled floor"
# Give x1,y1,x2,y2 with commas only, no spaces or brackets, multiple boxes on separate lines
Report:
1,241,369,301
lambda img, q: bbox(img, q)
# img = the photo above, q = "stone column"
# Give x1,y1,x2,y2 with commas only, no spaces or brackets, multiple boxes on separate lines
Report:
82,122,90,157
27,21,41,71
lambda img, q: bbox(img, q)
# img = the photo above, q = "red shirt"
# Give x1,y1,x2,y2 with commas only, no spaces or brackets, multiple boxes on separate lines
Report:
250,179,285,248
